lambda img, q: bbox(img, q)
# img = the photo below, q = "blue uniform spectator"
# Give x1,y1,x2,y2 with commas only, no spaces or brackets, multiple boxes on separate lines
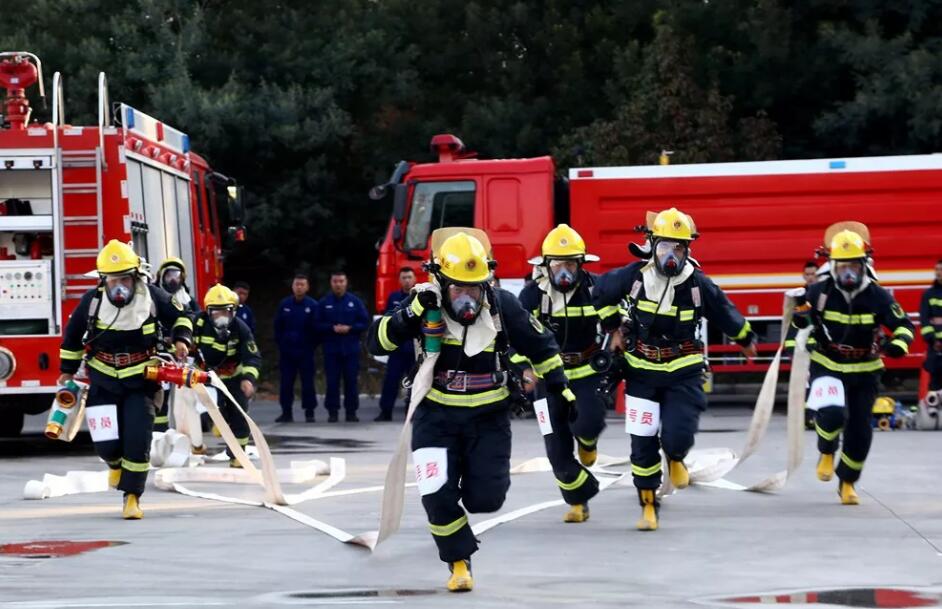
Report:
317,271,370,422
233,281,256,335
274,273,318,423
376,267,416,421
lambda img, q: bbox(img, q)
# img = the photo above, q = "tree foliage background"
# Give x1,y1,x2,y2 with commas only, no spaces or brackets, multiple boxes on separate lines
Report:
3,0,941,370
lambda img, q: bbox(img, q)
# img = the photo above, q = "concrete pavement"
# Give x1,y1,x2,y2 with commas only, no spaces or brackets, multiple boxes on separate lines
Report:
1,399,941,608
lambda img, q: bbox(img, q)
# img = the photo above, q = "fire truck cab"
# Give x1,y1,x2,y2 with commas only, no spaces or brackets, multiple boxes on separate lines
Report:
0,52,244,436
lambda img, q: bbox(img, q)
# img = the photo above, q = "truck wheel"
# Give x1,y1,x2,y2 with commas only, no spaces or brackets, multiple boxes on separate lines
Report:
0,408,25,437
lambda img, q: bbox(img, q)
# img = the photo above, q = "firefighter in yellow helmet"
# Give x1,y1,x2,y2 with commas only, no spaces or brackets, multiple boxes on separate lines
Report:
152,257,200,432
594,208,756,530
192,284,261,466
155,257,199,315
368,229,571,592
514,224,607,523
57,240,193,519
791,225,913,504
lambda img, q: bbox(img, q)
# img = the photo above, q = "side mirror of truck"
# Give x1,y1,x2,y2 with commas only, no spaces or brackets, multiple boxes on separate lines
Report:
227,185,245,224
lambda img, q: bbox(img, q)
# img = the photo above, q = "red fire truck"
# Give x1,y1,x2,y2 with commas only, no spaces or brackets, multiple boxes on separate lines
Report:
0,52,245,436
373,134,939,396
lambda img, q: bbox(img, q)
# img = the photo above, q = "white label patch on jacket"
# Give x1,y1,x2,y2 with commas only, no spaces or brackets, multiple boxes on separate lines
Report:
533,398,553,436
806,376,846,411
625,395,660,436
412,447,448,496
86,405,120,442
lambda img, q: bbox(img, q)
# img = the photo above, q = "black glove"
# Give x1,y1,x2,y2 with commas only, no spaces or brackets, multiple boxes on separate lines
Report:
884,341,906,359
417,290,439,312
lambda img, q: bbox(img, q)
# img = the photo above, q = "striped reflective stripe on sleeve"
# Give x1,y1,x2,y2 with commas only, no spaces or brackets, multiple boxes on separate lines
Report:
533,354,564,376
59,348,84,361
428,514,468,537
922,326,936,336
173,317,193,330
242,366,259,380
733,320,752,341
889,339,910,353
892,326,914,340
377,316,398,351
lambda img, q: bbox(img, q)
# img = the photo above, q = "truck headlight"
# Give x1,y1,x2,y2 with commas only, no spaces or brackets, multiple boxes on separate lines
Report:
0,347,15,381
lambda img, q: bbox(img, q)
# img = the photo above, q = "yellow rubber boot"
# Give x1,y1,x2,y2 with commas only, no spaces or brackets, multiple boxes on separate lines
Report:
563,503,590,523
577,440,597,467
636,489,659,531
446,560,473,592
668,460,689,489
212,425,221,438
191,444,207,456
816,453,834,482
107,468,121,489
122,494,143,520
839,480,859,505
229,458,243,469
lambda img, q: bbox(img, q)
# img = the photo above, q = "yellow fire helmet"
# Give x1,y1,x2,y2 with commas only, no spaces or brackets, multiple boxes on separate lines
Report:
158,256,187,275
829,229,867,261
529,224,600,265
435,232,492,284
872,396,896,415
96,240,140,275
650,207,696,241
204,283,239,309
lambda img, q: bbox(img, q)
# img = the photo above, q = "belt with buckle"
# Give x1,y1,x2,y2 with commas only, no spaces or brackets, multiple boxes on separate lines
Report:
94,350,154,367
434,371,506,393
634,340,700,362
560,344,600,367
826,343,874,359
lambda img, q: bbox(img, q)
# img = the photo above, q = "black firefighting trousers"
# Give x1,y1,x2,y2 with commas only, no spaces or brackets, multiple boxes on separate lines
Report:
217,377,250,458
411,400,511,563
811,364,878,483
626,373,706,490
544,373,604,505
153,384,171,432
86,380,157,496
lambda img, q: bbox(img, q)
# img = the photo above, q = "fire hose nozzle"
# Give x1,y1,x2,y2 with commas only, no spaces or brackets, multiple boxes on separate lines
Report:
144,364,209,387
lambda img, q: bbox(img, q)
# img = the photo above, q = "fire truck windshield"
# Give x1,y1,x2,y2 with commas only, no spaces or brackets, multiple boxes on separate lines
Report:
402,181,475,251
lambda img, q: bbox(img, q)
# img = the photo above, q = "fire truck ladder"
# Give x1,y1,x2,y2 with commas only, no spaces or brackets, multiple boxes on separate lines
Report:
59,73,107,300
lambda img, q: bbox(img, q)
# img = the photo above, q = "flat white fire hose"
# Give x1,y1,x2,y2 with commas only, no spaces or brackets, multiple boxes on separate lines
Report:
24,296,809,546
